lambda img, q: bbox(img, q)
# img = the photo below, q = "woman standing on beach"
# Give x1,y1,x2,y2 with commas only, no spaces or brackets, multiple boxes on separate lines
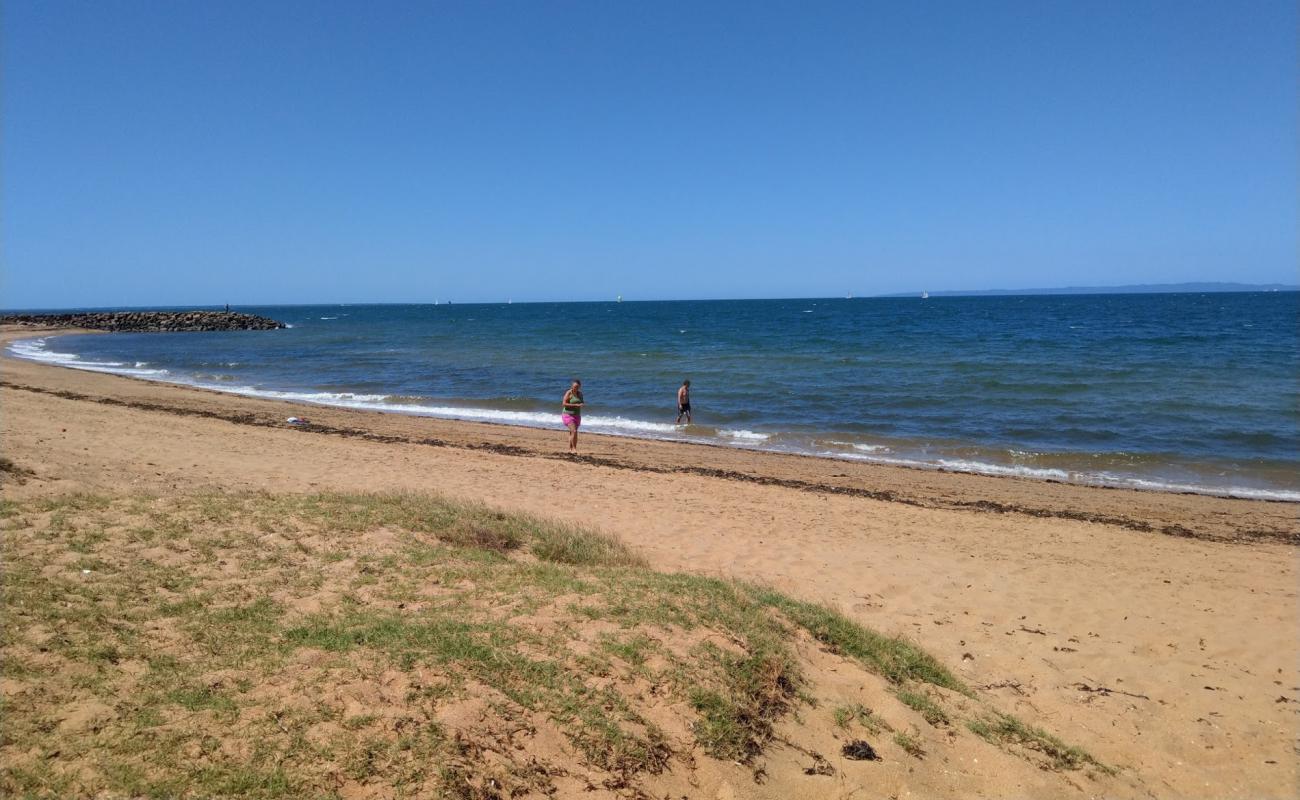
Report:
561,379,584,452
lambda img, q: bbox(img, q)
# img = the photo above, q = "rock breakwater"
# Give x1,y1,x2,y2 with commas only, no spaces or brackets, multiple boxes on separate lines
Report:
0,311,286,332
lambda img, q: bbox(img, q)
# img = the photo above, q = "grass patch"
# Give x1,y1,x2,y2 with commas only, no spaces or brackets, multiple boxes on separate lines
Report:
832,703,891,735
968,712,1108,772
599,632,657,668
342,714,379,731
0,489,1103,796
239,491,645,567
165,685,239,717
440,517,522,553
689,648,799,761
528,519,646,567
749,588,968,694
896,688,950,726
893,729,926,759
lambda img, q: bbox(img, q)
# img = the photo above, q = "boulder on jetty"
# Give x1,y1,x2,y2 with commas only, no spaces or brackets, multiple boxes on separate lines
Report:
0,311,286,332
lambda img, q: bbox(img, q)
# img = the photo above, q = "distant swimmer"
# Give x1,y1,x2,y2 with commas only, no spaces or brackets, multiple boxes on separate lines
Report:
562,378,584,452
675,379,692,424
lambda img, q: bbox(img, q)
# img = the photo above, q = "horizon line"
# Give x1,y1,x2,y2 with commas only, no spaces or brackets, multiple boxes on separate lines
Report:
4,283,1298,313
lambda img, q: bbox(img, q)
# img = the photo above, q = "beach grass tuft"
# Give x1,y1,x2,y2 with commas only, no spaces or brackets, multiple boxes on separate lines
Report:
832,703,891,735
895,688,951,726
967,712,1110,772
893,729,927,758
748,588,970,694
528,518,647,567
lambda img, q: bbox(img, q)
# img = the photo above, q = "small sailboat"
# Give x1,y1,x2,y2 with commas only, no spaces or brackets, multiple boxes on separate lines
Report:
616,295,623,303
921,291,929,299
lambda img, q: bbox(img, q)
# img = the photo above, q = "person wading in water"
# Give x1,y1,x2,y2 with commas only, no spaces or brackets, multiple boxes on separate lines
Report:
675,379,692,424
562,379,584,452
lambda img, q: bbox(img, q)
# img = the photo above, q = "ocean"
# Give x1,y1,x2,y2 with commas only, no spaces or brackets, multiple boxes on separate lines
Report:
10,292,1298,501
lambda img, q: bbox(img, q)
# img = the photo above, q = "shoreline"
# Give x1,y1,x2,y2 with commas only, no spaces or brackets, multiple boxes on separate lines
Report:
7,326,1298,508
3,326,1295,544
3,325,1297,797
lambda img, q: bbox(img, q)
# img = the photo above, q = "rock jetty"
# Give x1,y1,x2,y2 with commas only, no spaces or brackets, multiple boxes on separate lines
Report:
0,311,286,332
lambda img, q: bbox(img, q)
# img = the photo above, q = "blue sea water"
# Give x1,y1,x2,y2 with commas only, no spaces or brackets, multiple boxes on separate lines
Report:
10,293,1299,500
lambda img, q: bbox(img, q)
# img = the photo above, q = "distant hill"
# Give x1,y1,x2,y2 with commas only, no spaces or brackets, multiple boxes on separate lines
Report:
880,282,1298,298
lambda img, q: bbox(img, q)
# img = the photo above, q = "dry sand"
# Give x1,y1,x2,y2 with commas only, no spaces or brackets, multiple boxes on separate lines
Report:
2,327,1297,798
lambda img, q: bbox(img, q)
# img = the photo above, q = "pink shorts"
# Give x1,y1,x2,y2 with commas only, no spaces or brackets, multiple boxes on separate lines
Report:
562,414,580,428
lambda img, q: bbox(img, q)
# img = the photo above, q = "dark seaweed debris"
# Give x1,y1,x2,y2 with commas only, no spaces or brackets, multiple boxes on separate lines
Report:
841,740,880,761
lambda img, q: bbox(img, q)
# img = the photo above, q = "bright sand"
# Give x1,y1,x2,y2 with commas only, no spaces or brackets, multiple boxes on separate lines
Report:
3,328,1296,798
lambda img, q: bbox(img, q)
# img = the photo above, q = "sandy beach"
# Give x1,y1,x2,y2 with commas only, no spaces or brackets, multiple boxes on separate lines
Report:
3,327,1296,799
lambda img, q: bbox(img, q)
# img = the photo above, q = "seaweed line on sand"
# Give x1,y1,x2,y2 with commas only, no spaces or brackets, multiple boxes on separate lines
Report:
2,379,1293,546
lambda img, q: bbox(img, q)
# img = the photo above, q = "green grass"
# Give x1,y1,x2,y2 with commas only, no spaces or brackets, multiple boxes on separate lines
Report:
193,491,642,567
164,684,240,717
0,489,1105,796
893,730,926,758
832,703,891,735
895,688,950,726
967,712,1109,772
748,588,969,693
688,647,799,761
28,492,112,513
599,632,657,668
530,519,646,567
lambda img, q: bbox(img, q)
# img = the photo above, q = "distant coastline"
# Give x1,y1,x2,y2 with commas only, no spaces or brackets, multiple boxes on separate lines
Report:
6,284,1300,313
879,282,1298,298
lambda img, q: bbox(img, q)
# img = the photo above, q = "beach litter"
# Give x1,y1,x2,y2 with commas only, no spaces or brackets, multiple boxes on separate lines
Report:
286,417,309,426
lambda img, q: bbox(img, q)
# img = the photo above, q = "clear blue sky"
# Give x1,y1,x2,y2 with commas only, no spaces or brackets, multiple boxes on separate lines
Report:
3,1,1296,308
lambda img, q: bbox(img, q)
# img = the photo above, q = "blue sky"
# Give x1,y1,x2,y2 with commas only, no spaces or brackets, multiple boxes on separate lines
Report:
3,1,1295,308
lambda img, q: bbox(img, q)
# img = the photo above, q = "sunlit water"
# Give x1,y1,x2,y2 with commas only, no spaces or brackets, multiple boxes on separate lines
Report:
11,292,1298,500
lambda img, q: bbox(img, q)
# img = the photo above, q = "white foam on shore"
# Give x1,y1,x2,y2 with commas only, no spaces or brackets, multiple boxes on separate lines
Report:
8,338,171,378
827,440,893,454
224,387,394,405
935,458,1071,482
719,429,771,442
822,450,1300,502
824,450,940,470
1090,476,1300,503
587,417,682,435
213,384,686,437
10,335,1299,503
1,341,702,440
